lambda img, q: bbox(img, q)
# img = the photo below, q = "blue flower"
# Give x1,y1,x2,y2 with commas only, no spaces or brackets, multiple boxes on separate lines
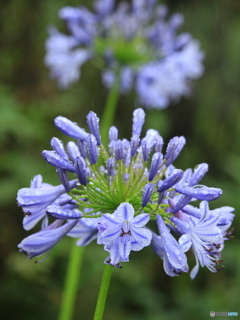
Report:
172,201,223,279
151,215,188,276
45,27,91,88
45,0,204,109
18,219,78,260
17,108,234,276
97,203,152,267
17,175,77,230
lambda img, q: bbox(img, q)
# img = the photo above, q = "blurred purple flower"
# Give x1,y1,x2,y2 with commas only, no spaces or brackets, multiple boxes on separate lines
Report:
45,0,204,109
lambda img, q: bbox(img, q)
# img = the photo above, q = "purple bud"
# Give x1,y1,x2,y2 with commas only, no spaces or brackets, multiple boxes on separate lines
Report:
56,168,71,192
46,205,82,219
86,111,101,145
77,139,87,158
130,134,140,157
178,168,192,187
158,190,167,204
158,169,183,192
155,135,164,153
132,108,145,136
141,139,150,162
107,158,115,176
188,163,208,187
144,129,160,149
75,156,88,185
142,183,155,207
51,137,69,160
122,139,130,156
148,152,163,181
168,199,189,221
109,126,118,142
42,150,75,172
115,140,124,160
87,134,98,164
54,116,88,140
124,149,131,167
170,195,192,213
175,186,222,201
67,141,81,162
165,136,186,166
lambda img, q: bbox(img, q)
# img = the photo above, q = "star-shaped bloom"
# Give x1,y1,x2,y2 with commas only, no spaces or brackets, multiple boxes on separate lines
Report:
172,201,223,279
97,203,152,266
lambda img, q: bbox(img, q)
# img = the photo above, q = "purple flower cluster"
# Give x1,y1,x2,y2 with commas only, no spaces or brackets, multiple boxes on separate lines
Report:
45,0,204,109
17,108,234,278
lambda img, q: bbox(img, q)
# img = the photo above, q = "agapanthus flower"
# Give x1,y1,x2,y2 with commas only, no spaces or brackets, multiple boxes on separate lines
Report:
45,0,204,109
97,203,152,267
17,108,234,277
17,175,77,230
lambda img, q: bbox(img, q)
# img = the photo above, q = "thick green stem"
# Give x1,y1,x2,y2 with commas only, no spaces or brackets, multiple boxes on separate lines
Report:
58,243,84,320
100,82,120,146
93,264,113,320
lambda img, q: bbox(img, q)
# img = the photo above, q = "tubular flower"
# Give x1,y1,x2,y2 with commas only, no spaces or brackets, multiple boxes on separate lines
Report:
17,108,234,277
45,0,204,109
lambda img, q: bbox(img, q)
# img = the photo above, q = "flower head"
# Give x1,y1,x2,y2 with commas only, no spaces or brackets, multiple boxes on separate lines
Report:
17,108,234,277
45,0,204,109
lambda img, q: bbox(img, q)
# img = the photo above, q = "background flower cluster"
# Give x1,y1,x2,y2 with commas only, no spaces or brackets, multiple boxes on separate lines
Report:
45,0,204,109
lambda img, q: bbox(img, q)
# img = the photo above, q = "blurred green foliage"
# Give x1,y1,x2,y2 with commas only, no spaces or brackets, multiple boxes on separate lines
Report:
1,0,240,319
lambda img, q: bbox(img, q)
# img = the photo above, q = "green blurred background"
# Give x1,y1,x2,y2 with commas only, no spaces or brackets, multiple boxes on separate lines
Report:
1,0,240,319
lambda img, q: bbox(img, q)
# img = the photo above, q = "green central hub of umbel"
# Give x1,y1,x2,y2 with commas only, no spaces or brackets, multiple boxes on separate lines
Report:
94,29,154,67
70,145,170,219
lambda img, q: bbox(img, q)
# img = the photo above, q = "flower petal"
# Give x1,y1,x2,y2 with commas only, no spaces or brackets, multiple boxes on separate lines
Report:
46,205,82,219
100,213,121,227
119,239,131,260
114,203,134,221
178,233,192,252
130,226,152,246
100,227,122,244
132,213,150,227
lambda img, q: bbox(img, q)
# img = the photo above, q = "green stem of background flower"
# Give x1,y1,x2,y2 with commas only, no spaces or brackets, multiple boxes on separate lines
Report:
58,243,84,320
93,264,113,320
100,81,120,146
